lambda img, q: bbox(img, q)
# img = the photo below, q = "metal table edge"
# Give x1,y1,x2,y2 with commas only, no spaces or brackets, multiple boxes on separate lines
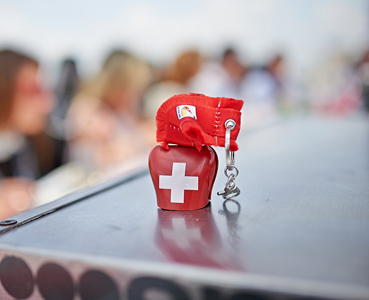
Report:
0,243,368,300
0,168,149,235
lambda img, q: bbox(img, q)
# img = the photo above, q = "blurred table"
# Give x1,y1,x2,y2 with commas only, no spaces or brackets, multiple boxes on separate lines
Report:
0,116,368,300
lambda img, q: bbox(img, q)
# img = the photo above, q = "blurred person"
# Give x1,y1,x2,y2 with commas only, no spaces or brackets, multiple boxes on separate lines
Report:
267,55,284,92
222,48,247,85
240,53,305,128
240,54,286,108
51,58,79,134
0,49,55,220
243,53,304,108
356,49,369,113
48,58,79,166
189,47,246,98
67,49,153,179
240,64,277,106
239,63,279,129
143,50,202,120
265,54,304,112
309,51,360,116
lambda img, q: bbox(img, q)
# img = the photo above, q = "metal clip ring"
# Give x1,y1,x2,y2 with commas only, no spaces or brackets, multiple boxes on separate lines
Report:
224,166,239,178
225,119,236,168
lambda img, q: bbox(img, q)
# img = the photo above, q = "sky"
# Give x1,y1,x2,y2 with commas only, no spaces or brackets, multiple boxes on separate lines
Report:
0,0,368,80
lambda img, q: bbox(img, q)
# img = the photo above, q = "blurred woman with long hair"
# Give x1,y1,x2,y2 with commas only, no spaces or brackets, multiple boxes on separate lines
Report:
0,49,54,219
67,49,154,179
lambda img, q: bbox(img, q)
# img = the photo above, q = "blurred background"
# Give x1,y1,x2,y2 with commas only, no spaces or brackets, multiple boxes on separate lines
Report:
1,0,368,219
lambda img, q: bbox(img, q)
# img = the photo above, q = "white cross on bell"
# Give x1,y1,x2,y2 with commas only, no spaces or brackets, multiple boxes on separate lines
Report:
159,163,198,203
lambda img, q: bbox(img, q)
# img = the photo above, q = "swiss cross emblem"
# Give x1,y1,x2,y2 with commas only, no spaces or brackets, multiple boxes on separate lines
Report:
149,145,218,210
159,163,198,203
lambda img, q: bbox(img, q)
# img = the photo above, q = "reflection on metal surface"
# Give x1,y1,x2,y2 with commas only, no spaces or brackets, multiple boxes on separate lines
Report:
155,203,244,270
155,203,223,268
219,199,241,250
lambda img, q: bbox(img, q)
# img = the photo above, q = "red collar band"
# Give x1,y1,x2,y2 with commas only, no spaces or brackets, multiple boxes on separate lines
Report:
156,93,244,151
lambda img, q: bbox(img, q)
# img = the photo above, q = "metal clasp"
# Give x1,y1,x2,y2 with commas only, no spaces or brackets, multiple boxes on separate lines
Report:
218,119,240,200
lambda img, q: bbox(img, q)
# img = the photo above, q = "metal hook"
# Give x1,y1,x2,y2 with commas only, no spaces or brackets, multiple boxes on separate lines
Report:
225,119,236,168
218,119,241,200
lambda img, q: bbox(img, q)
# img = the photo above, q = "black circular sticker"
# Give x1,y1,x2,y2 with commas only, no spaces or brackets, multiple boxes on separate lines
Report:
37,262,74,300
79,270,119,300
0,256,34,299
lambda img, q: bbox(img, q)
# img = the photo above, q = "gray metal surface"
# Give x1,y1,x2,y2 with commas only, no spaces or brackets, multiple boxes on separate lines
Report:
0,116,368,300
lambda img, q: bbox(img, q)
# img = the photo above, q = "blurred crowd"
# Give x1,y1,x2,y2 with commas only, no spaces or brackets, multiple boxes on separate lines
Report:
0,46,368,220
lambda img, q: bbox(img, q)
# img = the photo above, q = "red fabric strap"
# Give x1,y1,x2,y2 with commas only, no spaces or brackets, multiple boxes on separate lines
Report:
156,93,244,151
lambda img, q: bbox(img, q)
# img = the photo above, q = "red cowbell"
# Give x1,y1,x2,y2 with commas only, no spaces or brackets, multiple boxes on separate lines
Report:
149,145,218,210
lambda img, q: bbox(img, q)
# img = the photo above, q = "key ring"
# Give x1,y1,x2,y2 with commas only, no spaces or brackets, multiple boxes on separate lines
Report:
218,119,241,200
225,119,236,168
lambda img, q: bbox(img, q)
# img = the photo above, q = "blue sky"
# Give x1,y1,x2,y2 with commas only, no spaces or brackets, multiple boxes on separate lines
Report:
0,0,368,78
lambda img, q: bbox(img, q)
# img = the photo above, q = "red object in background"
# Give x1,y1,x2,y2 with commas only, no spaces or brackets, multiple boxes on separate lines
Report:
149,145,218,210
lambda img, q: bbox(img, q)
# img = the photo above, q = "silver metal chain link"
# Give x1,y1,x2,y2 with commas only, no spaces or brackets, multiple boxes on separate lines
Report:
217,119,241,200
